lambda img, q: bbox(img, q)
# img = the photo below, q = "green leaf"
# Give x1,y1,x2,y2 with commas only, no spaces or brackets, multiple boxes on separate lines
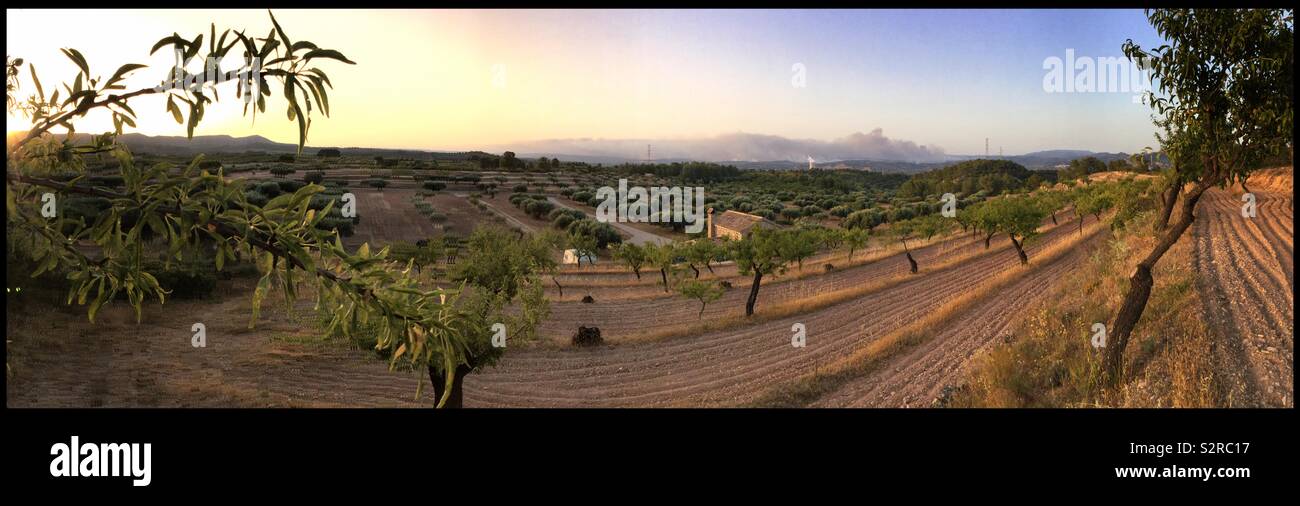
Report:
290,41,317,53
28,63,44,100
259,29,279,59
182,33,203,63
269,10,291,54
301,49,356,65
61,48,89,76
165,95,182,124
106,63,147,87
87,293,105,323
306,77,329,116
150,33,188,56
285,77,307,153
110,97,136,118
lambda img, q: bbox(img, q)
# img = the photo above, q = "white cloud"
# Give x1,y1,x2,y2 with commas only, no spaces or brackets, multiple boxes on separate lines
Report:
498,128,947,163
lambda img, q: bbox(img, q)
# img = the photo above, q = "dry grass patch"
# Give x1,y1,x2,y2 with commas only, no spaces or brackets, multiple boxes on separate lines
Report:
616,230,1047,345
749,219,1107,407
952,211,1221,408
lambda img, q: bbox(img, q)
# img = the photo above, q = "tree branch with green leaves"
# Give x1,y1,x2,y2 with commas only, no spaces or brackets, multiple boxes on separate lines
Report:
4,11,521,409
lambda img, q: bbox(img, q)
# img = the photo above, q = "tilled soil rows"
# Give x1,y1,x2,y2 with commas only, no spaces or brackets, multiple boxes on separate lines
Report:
462,214,1098,407
811,233,1099,407
1195,178,1294,407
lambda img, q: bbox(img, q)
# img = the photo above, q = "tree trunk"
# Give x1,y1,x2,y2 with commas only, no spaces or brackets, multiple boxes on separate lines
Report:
1156,179,1179,230
428,363,473,408
1104,182,1209,381
1050,211,1058,226
552,276,563,297
902,240,917,274
1009,235,1028,265
632,268,641,280
745,271,763,316
698,303,706,318
1077,213,1085,235
690,264,700,278
983,231,994,249
660,268,669,292
705,262,714,274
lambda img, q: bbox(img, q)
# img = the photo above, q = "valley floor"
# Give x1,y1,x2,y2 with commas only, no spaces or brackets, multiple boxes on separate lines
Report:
5,169,1292,408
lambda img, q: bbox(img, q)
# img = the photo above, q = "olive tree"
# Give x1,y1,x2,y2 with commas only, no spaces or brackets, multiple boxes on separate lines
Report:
982,196,1048,265
444,225,555,406
646,241,679,293
612,242,647,280
841,227,870,261
729,227,794,316
677,279,724,318
682,239,719,278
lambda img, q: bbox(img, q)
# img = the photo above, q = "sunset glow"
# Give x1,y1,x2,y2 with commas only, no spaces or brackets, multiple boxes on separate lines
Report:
7,9,1163,157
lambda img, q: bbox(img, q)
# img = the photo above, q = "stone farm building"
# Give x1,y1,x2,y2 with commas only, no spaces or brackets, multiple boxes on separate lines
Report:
706,208,779,240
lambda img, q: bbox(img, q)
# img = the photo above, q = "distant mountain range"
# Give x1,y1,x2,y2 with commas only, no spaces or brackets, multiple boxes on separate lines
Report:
6,132,445,160
9,132,1137,172
947,150,1133,170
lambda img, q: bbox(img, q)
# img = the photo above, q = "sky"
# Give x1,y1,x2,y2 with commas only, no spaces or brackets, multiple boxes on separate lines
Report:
6,9,1165,160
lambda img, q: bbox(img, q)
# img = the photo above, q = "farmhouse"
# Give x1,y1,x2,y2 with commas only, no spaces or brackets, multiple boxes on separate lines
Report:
706,208,778,240
563,248,596,265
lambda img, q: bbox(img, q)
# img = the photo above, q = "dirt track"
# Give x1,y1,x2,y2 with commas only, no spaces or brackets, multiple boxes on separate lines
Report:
811,233,1099,407
1194,171,1294,407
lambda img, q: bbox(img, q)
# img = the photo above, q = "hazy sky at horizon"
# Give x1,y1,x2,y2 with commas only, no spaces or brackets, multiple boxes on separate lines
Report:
6,9,1165,158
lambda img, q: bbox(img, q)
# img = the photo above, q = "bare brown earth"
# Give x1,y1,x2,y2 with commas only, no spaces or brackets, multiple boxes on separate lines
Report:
6,212,1095,408
462,214,1098,407
1194,168,1294,407
536,218,1080,344
5,278,433,408
425,193,494,238
810,233,1099,407
341,189,441,250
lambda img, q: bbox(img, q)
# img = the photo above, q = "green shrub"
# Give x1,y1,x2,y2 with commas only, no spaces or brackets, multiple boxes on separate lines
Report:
244,189,270,207
303,171,325,185
566,219,622,249
524,199,555,219
277,180,306,194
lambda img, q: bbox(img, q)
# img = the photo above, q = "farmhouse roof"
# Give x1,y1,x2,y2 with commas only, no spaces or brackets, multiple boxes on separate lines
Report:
714,209,777,234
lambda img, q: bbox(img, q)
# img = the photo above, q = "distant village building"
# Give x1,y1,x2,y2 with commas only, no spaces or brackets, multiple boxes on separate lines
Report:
562,249,596,265
706,208,779,240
